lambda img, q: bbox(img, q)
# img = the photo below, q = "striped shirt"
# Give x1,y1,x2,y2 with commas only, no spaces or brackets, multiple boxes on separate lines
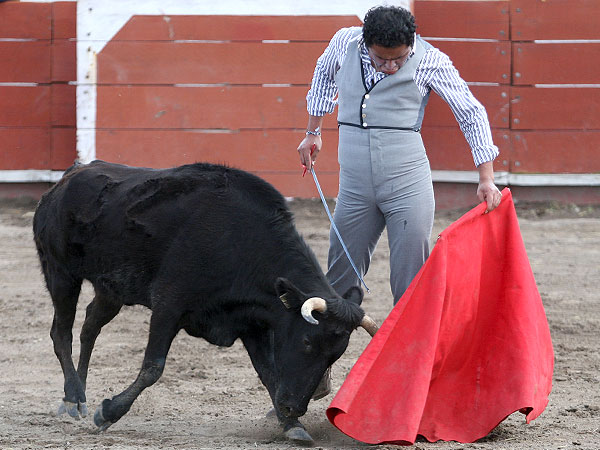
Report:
306,27,499,166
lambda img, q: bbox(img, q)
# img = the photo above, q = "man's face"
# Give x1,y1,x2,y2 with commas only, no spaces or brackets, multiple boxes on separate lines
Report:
367,44,411,75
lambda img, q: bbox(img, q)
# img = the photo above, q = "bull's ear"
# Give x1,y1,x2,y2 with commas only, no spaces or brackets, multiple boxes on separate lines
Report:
275,277,305,309
342,286,364,306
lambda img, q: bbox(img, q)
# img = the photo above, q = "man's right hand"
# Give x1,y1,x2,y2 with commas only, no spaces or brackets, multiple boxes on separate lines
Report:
297,135,322,172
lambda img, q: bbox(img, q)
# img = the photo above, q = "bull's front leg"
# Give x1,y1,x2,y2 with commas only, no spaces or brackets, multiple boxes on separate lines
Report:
242,331,313,443
93,309,180,430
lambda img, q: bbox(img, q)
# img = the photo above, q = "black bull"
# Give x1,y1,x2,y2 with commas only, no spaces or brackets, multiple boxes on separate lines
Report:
33,160,377,441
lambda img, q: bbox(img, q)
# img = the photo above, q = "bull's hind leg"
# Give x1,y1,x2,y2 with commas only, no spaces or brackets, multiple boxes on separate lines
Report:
46,267,86,419
77,291,122,391
93,307,180,431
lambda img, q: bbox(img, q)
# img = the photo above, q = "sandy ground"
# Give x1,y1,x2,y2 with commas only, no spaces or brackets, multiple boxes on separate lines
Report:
0,195,599,450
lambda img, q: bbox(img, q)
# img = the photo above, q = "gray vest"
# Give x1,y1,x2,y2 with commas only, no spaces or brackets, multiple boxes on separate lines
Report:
335,30,431,131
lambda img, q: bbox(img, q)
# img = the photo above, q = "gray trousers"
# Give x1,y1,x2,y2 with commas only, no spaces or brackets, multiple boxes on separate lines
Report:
326,126,434,304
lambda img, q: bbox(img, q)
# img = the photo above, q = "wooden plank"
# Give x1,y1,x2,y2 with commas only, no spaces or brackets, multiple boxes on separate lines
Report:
0,128,50,170
0,2,51,39
98,41,325,85
511,131,600,173
415,1,509,40
259,172,340,198
51,128,77,169
511,87,600,130
96,129,340,173
423,85,510,129
51,84,76,127
0,86,50,127
512,0,600,41
112,15,362,41
422,127,510,172
0,42,52,83
96,129,341,198
513,43,600,85
96,85,337,130
51,39,77,82
52,2,77,39
428,40,511,83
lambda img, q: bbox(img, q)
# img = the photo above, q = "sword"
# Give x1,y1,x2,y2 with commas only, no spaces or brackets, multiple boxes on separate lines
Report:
305,158,370,293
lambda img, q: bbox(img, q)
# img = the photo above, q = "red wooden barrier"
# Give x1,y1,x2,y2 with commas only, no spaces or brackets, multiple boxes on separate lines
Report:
0,129,51,170
0,42,52,83
511,132,600,174
1,1,598,203
98,41,330,85
425,41,511,84
414,0,509,39
511,0,600,40
423,128,510,172
96,129,341,196
0,3,51,39
95,15,362,197
423,85,509,129
511,87,600,130
416,0,599,179
112,15,361,41
0,1,76,173
513,43,600,85
97,85,337,130
0,87,51,127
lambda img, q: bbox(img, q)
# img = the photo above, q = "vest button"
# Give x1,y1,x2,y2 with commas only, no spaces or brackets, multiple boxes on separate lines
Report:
362,113,367,118
365,94,370,99
362,123,368,127
362,104,366,108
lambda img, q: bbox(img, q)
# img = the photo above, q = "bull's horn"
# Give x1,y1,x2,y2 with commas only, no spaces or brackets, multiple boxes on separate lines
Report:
301,297,327,325
360,315,379,337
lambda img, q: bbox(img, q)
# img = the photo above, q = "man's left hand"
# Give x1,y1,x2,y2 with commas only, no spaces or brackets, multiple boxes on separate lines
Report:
477,181,502,213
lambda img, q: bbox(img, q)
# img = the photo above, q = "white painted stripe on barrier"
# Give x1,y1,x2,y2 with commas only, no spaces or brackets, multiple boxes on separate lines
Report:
535,84,600,88
0,170,64,183
504,173,600,187
430,171,600,186
421,37,501,43
0,82,38,87
2,170,599,187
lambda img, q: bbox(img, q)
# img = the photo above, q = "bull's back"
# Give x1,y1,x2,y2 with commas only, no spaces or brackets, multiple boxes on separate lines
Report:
33,160,299,303
34,161,191,298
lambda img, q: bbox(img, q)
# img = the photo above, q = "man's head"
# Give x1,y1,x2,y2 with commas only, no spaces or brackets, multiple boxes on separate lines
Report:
363,5,417,75
362,5,416,49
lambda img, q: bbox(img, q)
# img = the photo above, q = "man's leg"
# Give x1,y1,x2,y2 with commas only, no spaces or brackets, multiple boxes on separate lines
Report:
381,184,434,304
326,188,386,296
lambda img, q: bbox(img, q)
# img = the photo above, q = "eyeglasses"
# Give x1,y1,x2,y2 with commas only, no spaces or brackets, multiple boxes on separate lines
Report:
368,47,412,71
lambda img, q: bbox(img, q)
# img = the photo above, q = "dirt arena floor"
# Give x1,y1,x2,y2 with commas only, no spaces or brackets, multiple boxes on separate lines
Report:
0,195,599,450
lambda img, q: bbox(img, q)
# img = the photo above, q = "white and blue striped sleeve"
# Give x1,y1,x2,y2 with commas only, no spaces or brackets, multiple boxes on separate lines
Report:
306,27,358,117
417,48,499,167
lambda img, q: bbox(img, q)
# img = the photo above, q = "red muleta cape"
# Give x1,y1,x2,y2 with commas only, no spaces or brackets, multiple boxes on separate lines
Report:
327,188,554,444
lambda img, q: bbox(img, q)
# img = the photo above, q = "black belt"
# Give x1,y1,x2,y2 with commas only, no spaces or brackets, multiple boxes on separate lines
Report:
338,121,420,132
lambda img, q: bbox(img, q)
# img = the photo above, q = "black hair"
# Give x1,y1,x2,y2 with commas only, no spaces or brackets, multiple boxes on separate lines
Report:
362,5,417,48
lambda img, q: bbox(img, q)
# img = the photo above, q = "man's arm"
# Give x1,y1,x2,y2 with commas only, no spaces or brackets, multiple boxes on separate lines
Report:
477,161,502,212
297,115,324,171
421,48,502,211
297,27,358,171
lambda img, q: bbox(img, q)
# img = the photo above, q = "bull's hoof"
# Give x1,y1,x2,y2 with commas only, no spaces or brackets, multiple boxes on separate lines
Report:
265,407,277,420
285,426,314,443
93,405,114,431
57,400,88,419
